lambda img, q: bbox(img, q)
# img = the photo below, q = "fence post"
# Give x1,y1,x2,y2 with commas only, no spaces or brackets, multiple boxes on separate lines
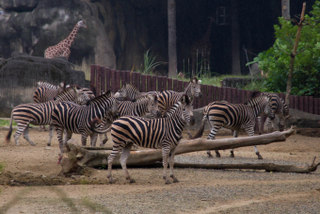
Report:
90,65,97,94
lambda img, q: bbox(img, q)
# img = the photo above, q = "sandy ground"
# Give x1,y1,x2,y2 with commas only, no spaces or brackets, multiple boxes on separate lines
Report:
0,127,320,214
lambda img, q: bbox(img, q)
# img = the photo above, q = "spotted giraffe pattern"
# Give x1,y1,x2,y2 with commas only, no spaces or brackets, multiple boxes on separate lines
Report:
44,20,87,59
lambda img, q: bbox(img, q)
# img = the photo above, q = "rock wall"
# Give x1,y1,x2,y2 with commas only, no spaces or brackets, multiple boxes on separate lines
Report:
0,55,89,117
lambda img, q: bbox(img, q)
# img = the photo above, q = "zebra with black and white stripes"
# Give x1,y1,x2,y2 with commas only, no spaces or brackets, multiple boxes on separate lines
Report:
33,81,65,103
157,77,201,117
261,93,290,132
114,83,147,101
192,93,273,159
6,86,90,146
51,91,119,158
107,94,194,184
97,94,161,146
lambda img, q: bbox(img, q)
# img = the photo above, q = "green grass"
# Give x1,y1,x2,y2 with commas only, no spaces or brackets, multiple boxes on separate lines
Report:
0,163,4,173
0,119,16,127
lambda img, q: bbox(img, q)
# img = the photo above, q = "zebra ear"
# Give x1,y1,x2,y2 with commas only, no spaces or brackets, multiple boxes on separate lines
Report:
105,90,111,97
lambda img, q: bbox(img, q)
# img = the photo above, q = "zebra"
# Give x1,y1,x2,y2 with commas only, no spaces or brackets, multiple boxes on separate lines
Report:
33,81,65,103
114,83,147,101
107,94,194,184
192,92,274,159
259,93,290,133
51,91,119,159
157,77,201,117
97,94,161,146
6,86,90,146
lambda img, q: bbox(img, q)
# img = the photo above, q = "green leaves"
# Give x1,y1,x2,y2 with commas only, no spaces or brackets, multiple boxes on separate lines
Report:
254,1,320,97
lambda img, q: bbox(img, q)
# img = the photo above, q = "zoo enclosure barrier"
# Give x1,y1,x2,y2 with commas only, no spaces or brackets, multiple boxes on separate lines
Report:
90,65,320,115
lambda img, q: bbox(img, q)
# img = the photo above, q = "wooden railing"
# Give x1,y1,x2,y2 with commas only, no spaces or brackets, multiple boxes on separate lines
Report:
90,65,320,115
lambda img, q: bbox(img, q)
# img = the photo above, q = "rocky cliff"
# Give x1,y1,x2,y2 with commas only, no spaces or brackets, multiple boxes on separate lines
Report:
0,0,167,72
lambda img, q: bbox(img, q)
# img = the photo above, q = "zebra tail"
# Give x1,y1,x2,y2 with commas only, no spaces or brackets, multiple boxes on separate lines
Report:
5,114,13,143
190,118,206,139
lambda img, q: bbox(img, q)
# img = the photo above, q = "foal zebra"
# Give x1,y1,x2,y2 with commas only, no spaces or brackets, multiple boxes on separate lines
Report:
192,93,273,159
51,92,119,157
107,94,194,184
6,86,89,146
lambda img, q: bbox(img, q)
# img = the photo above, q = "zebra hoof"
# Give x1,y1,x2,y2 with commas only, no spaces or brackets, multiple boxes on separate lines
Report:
129,179,135,183
47,143,51,147
257,153,263,160
165,180,172,185
215,152,221,158
207,151,213,158
230,153,235,158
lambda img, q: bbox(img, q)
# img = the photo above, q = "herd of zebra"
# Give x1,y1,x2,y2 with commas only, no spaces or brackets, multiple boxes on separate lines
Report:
5,77,289,184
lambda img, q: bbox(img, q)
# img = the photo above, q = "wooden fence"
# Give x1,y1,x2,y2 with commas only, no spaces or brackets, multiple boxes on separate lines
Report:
90,65,320,115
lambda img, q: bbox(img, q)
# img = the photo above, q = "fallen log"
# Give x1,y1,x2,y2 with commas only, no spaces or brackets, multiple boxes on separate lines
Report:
59,127,318,175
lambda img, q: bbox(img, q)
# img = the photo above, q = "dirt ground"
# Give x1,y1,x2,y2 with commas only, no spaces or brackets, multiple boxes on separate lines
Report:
0,127,319,214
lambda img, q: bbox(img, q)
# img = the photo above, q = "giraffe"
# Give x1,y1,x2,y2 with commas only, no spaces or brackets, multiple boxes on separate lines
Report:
190,17,215,76
44,20,87,59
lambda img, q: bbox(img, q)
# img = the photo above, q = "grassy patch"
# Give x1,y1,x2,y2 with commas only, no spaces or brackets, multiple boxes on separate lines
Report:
0,119,16,127
0,163,4,173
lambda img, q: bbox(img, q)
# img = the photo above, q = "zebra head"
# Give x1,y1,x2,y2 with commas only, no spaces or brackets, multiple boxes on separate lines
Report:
114,83,140,101
186,77,202,98
180,94,195,126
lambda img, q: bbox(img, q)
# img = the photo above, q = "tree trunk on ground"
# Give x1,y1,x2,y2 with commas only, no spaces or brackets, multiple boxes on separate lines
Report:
57,127,320,176
285,2,306,105
282,0,291,20
167,0,177,78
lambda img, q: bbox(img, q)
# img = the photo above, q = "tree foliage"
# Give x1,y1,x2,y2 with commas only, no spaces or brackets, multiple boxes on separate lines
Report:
254,1,320,97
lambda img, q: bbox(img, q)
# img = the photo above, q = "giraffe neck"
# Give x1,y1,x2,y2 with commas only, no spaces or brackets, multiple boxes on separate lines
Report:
64,24,80,47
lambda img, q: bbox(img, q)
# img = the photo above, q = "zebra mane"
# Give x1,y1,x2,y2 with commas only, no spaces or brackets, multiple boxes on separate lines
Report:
244,91,263,104
36,81,60,89
86,90,111,105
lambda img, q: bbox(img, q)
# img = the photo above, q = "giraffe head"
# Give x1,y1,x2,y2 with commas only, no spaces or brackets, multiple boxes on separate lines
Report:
76,20,87,28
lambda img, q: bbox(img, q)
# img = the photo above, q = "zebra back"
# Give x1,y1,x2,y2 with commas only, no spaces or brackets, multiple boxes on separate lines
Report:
11,86,89,126
118,94,159,117
51,92,119,134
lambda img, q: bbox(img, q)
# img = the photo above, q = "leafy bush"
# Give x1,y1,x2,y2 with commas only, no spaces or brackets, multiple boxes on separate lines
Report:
254,1,320,97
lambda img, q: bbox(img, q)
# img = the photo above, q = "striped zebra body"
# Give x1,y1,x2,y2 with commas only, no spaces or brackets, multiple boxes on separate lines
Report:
157,77,201,116
114,83,146,101
33,82,65,103
6,86,88,146
193,94,271,159
107,95,194,184
51,92,119,156
97,94,160,146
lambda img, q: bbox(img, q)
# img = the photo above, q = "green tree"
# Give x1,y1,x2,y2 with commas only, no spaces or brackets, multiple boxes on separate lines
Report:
254,0,320,97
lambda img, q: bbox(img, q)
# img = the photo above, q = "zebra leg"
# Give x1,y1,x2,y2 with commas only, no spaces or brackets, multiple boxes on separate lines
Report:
169,147,179,183
81,134,88,146
99,133,108,147
47,125,54,146
107,144,123,184
120,144,135,183
230,130,238,158
245,126,263,160
13,123,28,145
90,133,98,147
207,124,221,158
162,146,171,184
55,127,65,163
23,125,36,146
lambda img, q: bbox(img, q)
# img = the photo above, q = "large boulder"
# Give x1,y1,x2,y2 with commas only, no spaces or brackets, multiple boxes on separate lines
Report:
0,55,89,117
